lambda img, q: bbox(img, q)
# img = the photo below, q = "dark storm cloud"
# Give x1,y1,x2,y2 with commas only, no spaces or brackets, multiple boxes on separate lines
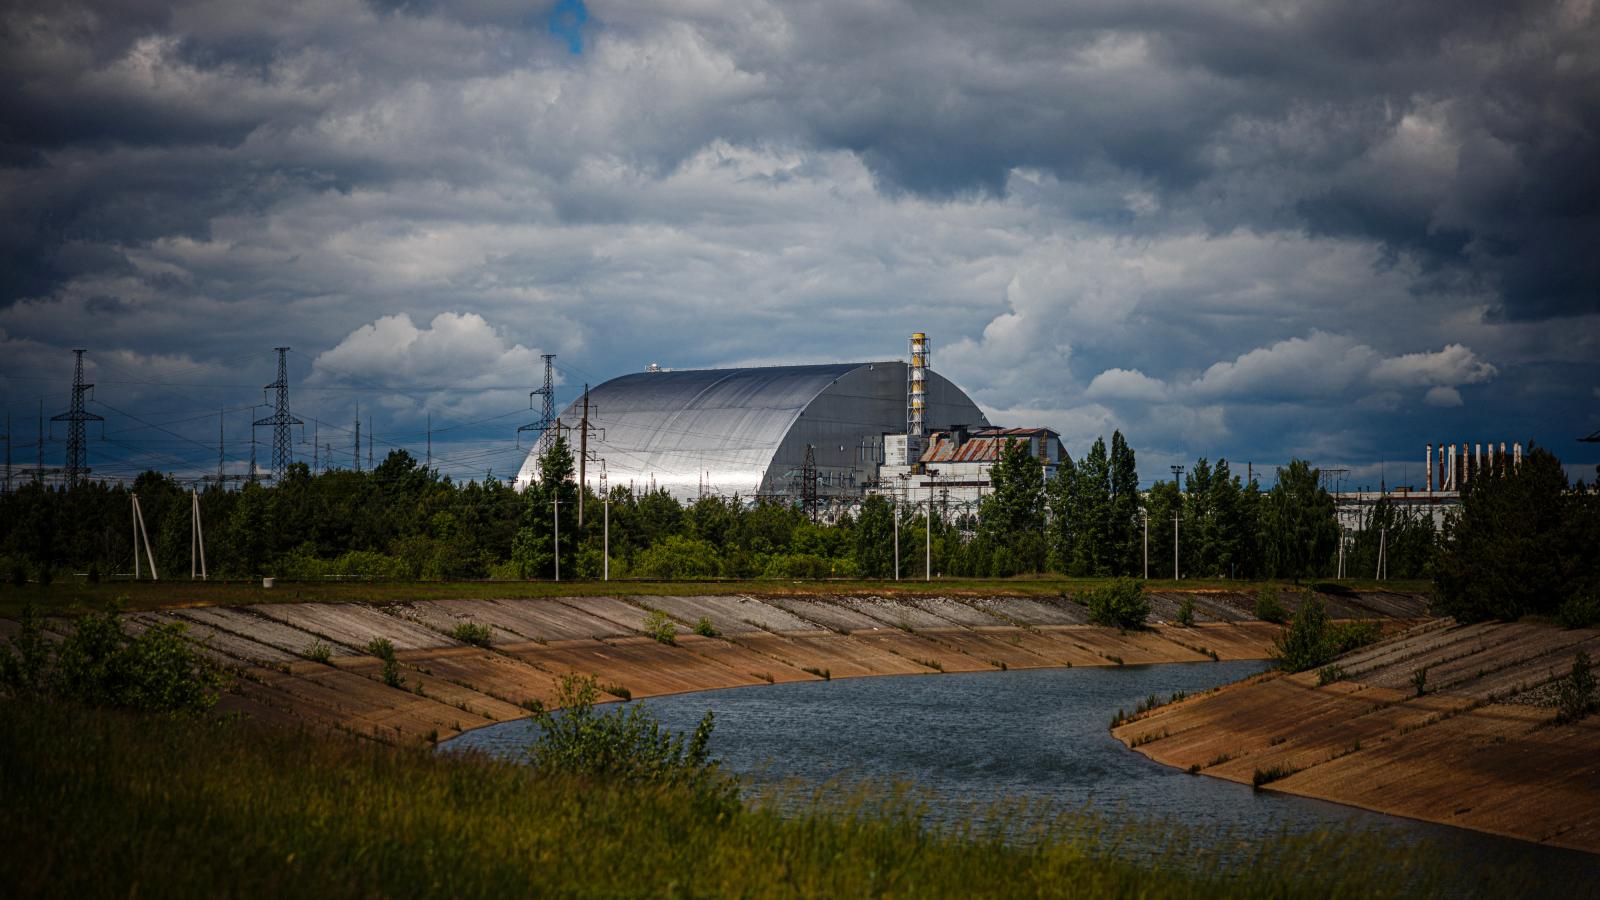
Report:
0,0,1595,482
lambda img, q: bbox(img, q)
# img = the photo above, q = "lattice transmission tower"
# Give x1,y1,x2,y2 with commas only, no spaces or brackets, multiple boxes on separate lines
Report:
51,349,103,485
253,348,302,481
518,353,557,456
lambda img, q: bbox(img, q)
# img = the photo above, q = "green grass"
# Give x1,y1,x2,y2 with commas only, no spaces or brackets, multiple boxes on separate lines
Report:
0,576,1434,619
0,699,1498,899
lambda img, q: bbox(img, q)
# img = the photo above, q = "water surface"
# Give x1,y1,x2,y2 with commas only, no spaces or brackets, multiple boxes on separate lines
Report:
446,661,1592,892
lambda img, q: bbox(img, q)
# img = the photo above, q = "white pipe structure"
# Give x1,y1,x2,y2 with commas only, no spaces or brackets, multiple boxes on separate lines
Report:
602,493,609,581
1426,443,1434,492
190,488,207,580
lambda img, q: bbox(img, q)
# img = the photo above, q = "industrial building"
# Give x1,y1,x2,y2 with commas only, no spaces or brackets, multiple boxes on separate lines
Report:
877,426,1066,512
514,336,990,500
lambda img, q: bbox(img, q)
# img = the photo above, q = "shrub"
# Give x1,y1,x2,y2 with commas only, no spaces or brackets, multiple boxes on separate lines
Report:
365,638,404,688
1273,592,1332,673
801,666,830,681
1317,664,1346,686
1557,592,1600,629
366,638,397,662
452,622,494,647
602,683,632,701
1326,620,1381,656
643,610,676,645
1253,765,1295,788
1255,587,1287,624
1556,651,1596,724
524,673,733,807
1411,666,1428,697
0,603,220,714
304,642,332,663
692,617,719,638
1085,579,1150,629
1174,596,1196,627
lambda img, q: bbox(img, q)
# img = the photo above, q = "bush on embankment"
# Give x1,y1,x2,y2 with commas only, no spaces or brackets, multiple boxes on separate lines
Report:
0,696,1480,899
0,602,221,713
1272,593,1381,673
1084,579,1150,629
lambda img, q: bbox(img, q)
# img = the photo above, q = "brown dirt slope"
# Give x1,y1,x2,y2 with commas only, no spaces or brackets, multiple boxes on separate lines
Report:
1113,619,1600,855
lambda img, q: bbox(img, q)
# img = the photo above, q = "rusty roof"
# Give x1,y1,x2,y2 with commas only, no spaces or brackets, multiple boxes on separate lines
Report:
919,427,1057,463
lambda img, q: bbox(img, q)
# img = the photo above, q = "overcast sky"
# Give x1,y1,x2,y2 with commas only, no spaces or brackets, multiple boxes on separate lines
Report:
2,0,1597,487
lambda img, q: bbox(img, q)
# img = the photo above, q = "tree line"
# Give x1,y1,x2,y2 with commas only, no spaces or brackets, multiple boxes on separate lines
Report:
4,430,1588,594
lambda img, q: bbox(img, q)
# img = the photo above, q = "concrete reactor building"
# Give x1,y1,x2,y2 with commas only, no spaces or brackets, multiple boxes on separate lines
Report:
515,334,991,501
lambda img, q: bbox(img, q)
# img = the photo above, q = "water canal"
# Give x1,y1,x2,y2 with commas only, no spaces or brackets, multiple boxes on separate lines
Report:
445,661,1592,893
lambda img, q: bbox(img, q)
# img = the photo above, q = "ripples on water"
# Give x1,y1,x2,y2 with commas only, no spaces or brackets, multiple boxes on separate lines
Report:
444,660,1592,895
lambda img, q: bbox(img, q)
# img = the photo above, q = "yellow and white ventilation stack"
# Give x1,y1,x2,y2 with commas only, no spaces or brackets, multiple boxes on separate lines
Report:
908,332,929,437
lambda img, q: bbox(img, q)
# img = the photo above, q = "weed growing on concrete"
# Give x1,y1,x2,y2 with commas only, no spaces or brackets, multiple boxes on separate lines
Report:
304,641,332,663
1254,588,1287,624
693,617,719,638
1175,597,1196,627
1086,579,1150,629
1252,765,1296,788
1104,654,1124,666
366,637,406,688
756,672,774,684
1130,729,1168,747
1411,666,1428,697
0,602,220,714
602,683,632,701
452,622,494,647
643,610,676,645
1205,752,1234,767
1556,651,1596,724
1268,735,1286,746
915,658,944,672
1317,664,1346,686
801,666,831,681
990,660,1008,671
1187,763,1202,774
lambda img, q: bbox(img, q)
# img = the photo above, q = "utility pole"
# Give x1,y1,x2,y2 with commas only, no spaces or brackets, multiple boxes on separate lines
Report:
367,416,373,470
312,420,319,474
553,490,560,582
893,495,900,581
131,494,157,580
354,402,361,472
578,385,590,526
801,444,819,522
254,348,301,481
926,478,934,582
52,349,104,485
1142,508,1149,580
603,489,610,581
191,488,208,580
1376,526,1387,581
1170,465,1184,581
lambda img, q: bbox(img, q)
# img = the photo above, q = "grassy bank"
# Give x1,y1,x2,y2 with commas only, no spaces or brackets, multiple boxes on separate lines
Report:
0,575,1431,618
0,699,1502,899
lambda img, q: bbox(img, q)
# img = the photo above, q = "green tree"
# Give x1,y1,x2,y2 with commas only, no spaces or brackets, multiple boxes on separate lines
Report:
979,437,1046,572
510,435,579,579
1108,431,1142,574
1259,460,1338,581
1435,446,1598,622
853,494,895,578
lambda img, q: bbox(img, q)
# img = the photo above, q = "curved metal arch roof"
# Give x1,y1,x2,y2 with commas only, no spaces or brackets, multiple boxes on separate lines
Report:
514,363,872,491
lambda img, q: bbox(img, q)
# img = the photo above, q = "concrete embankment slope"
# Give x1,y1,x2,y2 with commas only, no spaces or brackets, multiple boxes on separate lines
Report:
15,588,1415,745
1113,619,1600,855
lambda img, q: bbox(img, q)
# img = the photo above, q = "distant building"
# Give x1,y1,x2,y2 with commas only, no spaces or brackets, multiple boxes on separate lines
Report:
876,425,1066,515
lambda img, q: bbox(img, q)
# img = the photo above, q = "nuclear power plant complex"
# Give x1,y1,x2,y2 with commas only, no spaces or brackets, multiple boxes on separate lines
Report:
514,334,1063,509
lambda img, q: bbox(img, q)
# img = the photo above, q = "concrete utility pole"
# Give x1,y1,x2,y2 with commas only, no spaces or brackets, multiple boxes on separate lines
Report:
926,476,935,582
1170,465,1184,581
131,494,157,580
191,488,207,580
1376,526,1387,581
553,490,560,582
578,385,590,526
893,496,900,581
602,490,610,581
